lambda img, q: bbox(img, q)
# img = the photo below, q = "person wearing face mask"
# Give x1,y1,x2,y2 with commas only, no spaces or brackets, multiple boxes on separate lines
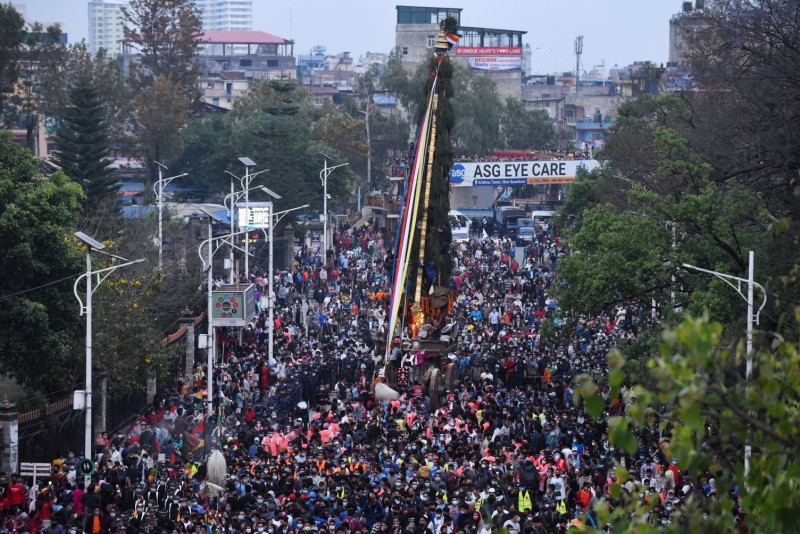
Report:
254,494,268,513
430,474,447,495
84,506,109,534
156,508,174,531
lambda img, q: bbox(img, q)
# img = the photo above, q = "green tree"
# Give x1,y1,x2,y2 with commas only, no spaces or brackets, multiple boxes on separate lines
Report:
56,43,133,154
173,79,356,213
10,22,67,151
0,3,24,122
554,166,602,233
171,113,235,195
451,72,502,157
122,0,202,188
556,203,676,315
0,133,85,397
500,97,556,151
381,47,423,114
576,316,800,533
51,78,120,221
92,267,184,398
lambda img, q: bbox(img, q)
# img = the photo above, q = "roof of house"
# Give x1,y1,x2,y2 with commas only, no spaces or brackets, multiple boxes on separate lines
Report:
309,86,339,95
200,30,293,46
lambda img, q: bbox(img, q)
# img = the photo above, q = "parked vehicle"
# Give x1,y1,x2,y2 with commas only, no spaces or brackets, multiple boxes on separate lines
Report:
494,205,526,237
449,210,470,242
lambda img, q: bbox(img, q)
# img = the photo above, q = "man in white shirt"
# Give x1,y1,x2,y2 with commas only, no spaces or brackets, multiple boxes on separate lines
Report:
488,308,501,333
503,513,521,534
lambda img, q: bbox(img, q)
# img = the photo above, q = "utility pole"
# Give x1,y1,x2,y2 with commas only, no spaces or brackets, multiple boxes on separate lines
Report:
319,155,349,266
152,162,187,271
574,35,583,96
682,250,766,476
73,232,145,486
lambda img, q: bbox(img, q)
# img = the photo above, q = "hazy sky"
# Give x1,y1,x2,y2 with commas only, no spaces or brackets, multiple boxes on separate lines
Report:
20,0,684,74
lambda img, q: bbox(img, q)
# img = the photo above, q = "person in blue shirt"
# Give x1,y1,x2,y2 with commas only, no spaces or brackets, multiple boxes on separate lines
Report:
469,308,483,323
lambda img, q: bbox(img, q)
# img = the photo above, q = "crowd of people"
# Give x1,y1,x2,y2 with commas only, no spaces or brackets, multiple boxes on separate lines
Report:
1,221,705,534
453,150,594,163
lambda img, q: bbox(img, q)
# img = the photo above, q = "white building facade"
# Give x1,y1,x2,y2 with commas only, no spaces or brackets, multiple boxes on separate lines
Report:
195,0,252,31
88,0,127,56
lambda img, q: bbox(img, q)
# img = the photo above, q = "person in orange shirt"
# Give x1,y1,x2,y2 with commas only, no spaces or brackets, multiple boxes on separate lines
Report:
576,483,594,510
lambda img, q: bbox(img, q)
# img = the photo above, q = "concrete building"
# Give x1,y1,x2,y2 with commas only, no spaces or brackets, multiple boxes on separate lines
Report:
195,0,253,32
121,30,295,109
356,51,391,75
668,1,710,67
395,5,462,71
88,0,126,56
194,30,296,108
395,5,526,101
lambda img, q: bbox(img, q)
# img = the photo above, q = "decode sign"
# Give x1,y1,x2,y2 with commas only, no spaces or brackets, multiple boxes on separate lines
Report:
468,57,521,71
448,160,599,187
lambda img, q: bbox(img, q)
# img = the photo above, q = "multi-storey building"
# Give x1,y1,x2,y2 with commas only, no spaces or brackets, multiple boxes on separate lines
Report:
395,5,526,101
195,0,253,32
88,0,127,56
668,1,710,67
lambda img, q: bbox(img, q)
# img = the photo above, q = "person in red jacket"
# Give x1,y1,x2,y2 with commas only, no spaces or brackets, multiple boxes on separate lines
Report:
260,364,269,392
244,404,256,424
5,474,25,514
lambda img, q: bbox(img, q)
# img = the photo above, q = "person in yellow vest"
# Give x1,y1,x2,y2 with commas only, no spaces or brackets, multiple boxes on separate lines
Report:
555,495,567,516
517,486,532,512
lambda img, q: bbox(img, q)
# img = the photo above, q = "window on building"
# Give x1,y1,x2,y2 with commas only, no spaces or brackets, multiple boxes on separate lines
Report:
402,47,408,55
426,35,436,48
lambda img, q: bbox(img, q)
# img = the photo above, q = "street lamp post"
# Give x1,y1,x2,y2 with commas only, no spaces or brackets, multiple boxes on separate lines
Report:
682,250,767,475
73,232,145,486
225,164,269,284
261,203,308,364
319,155,348,266
153,162,187,271
196,209,222,422
359,94,392,197
239,157,257,284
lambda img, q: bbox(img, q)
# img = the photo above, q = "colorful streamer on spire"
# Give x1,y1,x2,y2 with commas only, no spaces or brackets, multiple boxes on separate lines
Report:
385,77,438,358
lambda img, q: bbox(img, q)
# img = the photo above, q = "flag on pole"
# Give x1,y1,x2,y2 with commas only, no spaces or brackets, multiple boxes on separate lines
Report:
481,229,488,241
445,33,462,49
192,422,205,450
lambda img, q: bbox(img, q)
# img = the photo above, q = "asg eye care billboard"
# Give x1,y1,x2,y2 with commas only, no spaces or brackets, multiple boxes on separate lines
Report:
448,160,599,187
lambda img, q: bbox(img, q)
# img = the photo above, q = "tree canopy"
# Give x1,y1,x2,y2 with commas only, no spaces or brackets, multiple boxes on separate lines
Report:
0,133,85,398
52,78,120,222
557,2,800,529
171,79,358,214
122,0,203,188
382,49,557,157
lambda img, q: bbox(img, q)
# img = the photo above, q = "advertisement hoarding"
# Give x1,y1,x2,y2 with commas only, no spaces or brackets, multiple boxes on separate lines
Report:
455,47,522,56
468,56,521,71
236,201,272,229
448,160,600,187
211,284,256,326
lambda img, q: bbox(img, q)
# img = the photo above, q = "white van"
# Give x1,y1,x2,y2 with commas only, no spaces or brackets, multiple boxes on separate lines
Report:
449,210,470,242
